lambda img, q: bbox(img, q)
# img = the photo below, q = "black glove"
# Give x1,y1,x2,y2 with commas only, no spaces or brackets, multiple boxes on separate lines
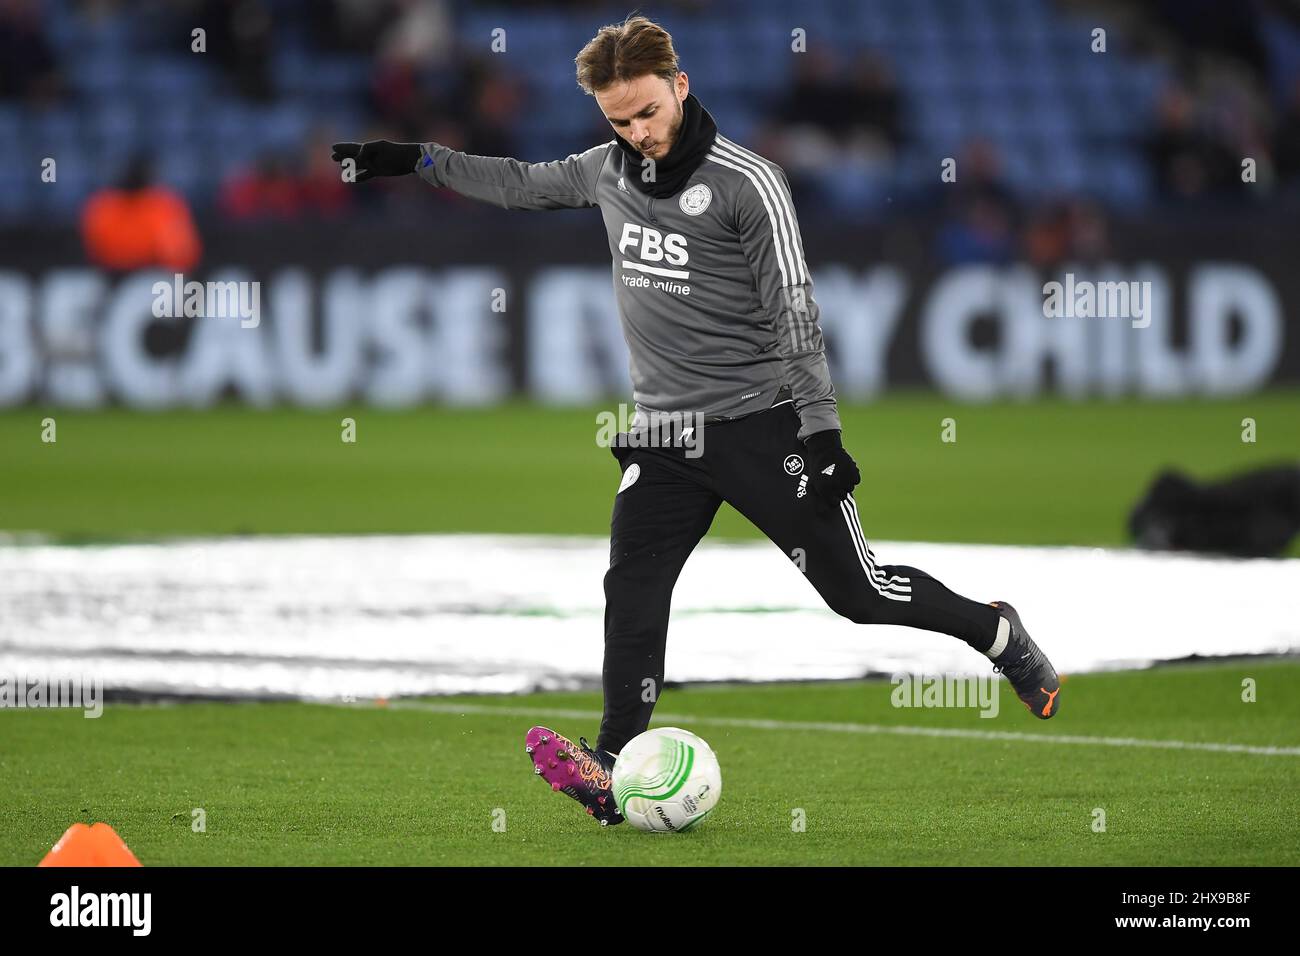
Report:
803,429,861,510
330,141,423,182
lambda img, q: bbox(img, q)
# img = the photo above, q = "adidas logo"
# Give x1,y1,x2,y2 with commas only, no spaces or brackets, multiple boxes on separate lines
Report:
617,176,628,192
821,463,835,476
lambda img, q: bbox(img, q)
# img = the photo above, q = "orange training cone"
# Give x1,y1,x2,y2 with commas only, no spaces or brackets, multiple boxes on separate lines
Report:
38,823,143,867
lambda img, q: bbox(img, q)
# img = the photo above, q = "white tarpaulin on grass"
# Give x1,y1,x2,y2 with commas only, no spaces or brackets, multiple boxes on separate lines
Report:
0,534,1296,699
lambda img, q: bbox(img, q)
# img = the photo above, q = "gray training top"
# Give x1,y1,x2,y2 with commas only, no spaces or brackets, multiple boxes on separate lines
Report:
415,132,841,440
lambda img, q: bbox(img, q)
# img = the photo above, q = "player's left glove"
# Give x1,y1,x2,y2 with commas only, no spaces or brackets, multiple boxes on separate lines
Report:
802,429,861,510
330,141,423,182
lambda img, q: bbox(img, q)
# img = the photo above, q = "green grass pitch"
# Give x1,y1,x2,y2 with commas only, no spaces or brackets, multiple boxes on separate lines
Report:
2,390,1298,553
3,661,1297,866
2,393,1297,865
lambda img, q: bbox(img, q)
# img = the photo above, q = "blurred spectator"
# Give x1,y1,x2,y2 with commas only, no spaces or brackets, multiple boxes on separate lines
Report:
219,154,303,219
935,139,1019,265
81,156,202,271
376,0,452,67
1145,85,1241,200
315,0,398,54
762,49,902,214
459,55,525,156
371,43,525,157
846,53,903,148
201,0,274,101
1151,0,1269,80
1274,77,1300,187
370,0,455,137
218,133,352,220
9,0,1300,226
299,130,355,215
1023,199,1111,267
372,57,444,141
1204,80,1273,196
0,0,62,102
777,50,901,149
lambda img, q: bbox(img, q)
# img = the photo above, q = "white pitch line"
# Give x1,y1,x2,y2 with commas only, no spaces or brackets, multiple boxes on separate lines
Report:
341,700,1300,758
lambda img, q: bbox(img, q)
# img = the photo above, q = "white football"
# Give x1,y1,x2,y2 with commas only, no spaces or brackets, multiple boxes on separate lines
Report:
612,727,721,833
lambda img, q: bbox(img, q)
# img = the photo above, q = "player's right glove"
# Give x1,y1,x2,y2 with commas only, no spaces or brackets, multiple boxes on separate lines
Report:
802,429,861,511
330,141,423,182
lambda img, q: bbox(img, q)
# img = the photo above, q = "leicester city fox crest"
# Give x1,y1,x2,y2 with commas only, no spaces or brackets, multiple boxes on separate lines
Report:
678,183,712,216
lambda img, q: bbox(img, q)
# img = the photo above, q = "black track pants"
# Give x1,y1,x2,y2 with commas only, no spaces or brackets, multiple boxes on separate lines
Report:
597,402,1001,755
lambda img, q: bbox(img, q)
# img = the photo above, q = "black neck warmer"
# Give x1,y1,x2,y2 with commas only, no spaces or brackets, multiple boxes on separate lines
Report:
615,92,718,199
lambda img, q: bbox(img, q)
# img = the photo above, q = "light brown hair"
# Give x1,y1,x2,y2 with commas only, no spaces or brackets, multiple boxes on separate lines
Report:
574,15,679,94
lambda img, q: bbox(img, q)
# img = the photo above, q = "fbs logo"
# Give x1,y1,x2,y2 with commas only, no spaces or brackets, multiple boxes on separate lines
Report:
618,223,689,277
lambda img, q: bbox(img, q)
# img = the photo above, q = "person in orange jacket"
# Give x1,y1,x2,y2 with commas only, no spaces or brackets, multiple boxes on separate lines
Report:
81,156,201,272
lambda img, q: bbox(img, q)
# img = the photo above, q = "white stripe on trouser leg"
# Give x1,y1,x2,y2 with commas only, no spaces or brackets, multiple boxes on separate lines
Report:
842,502,912,594
840,501,912,601
845,495,911,591
848,495,911,587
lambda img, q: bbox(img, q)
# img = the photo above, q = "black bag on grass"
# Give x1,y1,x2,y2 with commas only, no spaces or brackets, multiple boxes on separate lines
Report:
1128,464,1300,558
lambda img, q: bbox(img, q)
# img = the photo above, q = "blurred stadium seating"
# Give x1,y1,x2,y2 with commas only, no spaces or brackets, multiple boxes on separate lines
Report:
4,0,1300,224
3,0,1299,409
